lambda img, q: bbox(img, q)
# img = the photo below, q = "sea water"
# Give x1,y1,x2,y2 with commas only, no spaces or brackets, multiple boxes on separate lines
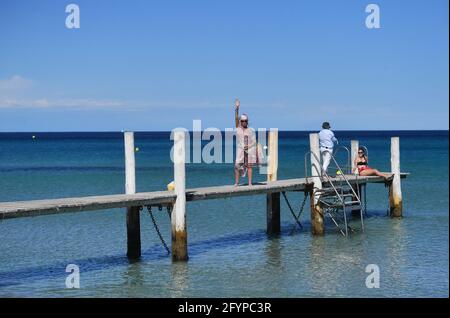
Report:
0,131,448,297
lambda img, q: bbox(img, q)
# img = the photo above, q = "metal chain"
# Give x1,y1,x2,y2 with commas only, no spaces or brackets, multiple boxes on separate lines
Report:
287,192,309,234
146,206,170,254
282,192,302,230
298,192,309,220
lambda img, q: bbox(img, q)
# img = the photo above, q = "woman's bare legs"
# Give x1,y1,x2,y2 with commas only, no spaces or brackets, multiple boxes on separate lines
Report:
234,165,253,186
234,167,240,186
360,168,389,179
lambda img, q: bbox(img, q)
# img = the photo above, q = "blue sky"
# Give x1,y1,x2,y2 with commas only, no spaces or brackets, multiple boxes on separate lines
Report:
0,0,448,131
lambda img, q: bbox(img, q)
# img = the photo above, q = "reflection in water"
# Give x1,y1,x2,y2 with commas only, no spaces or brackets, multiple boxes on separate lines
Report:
170,262,189,297
121,261,145,296
264,238,283,269
307,233,368,297
307,237,330,295
386,219,407,288
262,238,284,295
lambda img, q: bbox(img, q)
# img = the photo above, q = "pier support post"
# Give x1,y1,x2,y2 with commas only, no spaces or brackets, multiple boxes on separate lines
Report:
124,131,141,259
351,140,361,215
266,130,280,235
389,137,402,217
351,140,359,173
267,129,278,183
172,130,188,261
310,133,324,235
267,192,281,235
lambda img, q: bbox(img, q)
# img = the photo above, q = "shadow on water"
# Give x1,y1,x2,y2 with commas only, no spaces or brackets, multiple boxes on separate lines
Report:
0,209,389,289
0,223,302,288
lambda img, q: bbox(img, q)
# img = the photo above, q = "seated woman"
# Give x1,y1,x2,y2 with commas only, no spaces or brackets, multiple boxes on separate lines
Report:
353,147,391,180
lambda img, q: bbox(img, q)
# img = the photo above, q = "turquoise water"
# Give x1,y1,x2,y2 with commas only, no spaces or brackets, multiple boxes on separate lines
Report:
0,131,448,297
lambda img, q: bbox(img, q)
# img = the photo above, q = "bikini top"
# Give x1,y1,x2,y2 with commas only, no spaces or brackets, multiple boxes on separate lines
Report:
357,161,368,166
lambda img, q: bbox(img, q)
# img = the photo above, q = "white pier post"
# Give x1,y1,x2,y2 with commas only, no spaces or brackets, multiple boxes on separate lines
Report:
351,140,362,215
389,137,403,217
124,131,141,259
266,129,280,235
172,130,188,261
309,133,324,235
267,129,278,183
351,140,359,173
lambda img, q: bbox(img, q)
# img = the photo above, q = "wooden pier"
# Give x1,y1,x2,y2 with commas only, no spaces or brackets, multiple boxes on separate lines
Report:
0,174,408,219
0,131,408,262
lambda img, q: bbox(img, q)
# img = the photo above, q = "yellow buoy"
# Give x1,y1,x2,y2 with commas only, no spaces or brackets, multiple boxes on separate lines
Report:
167,181,175,191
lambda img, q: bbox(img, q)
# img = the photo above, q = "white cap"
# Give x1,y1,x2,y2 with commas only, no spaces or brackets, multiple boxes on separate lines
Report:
240,114,248,120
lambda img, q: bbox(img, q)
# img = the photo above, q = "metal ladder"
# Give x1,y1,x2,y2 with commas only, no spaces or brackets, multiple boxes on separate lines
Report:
305,148,364,236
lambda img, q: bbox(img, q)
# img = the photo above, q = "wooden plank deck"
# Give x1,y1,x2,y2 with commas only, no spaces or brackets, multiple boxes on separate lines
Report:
0,173,408,220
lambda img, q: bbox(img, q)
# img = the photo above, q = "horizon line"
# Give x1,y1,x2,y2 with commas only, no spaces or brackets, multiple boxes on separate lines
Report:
0,129,448,133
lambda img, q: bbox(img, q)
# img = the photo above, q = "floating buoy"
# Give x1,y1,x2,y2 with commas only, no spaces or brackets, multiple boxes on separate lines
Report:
167,181,175,191
135,147,139,152
32,135,36,139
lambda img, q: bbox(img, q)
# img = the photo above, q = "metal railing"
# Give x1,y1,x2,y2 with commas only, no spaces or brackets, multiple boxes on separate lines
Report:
304,149,360,204
322,150,361,202
304,148,363,236
333,145,351,174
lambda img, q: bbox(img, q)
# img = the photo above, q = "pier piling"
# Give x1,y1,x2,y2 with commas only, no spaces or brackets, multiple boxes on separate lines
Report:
172,130,188,261
124,131,141,259
351,140,362,215
267,192,281,235
267,129,278,183
351,140,359,173
266,130,280,235
389,137,403,217
309,133,324,235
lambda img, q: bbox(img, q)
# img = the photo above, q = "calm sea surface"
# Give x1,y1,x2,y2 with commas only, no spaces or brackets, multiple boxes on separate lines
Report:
0,131,448,297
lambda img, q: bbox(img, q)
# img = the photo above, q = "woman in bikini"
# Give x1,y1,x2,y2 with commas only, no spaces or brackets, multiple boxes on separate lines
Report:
353,147,391,180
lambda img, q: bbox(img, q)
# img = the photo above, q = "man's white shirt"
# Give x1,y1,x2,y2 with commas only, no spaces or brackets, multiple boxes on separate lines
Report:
319,129,338,149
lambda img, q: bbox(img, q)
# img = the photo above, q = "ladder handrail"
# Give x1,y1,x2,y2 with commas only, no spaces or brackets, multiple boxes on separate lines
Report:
304,150,325,183
322,150,361,203
304,150,359,205
304,148,364,236
333,145,351,174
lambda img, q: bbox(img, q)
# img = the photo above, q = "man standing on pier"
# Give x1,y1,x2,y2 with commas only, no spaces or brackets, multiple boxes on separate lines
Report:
319,121,338,177
234,99,256,186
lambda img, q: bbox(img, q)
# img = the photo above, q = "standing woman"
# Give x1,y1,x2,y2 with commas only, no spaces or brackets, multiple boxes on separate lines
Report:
234,99,256,186
353,147,390,180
